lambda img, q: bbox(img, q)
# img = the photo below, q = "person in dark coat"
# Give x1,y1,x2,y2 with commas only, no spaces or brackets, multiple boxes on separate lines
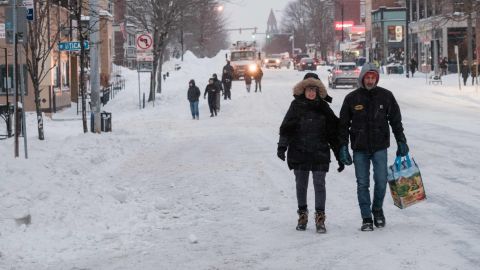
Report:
338,63,409,232
222,68,233,100
254,64,263,92
204,78,219,117
471,60,478,85
439,57,448,76
223,60,234,78
212,73,223,112
277,73,343,233
460,60,470,86
244,70,252,92
187,79,201,120
410,58,418,77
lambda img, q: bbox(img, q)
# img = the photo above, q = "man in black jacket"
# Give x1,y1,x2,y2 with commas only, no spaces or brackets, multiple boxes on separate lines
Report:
338,63,409,231
277,73,343,233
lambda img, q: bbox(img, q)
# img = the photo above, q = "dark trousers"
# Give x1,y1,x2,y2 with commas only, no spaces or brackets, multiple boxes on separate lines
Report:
223,83,231,99
255,79,262,92
463,76,468,86
208,96,217,115
294,170,327,212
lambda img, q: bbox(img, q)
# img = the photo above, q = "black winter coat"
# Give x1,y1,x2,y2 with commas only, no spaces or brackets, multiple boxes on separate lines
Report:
204,83,219,102
461,64,470,78
222,72,233,87
278,96,340,171
187,85,201,102
339,86,406,153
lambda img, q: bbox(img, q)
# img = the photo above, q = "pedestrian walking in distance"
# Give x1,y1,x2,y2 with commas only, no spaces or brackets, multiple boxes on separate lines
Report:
338,63,409,231
277,72,344,234
187,79,200,120
254,64,263,92
204,78,219,117
222,60,234,100
212,73,223,112
460,60,470,86
244,71,252,93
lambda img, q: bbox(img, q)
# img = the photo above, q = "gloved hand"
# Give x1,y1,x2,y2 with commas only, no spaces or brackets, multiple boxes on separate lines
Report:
277,146,287,161
337,161,345,172
396,142,409,157
339,145,352,166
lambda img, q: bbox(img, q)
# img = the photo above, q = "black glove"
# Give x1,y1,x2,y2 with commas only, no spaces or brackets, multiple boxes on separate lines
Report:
337,161,345,172
339,145,352,166
396,141,409,157
277,146,287,161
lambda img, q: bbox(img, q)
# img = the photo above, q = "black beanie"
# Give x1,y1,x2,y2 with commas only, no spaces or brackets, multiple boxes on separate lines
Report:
303,72,319,80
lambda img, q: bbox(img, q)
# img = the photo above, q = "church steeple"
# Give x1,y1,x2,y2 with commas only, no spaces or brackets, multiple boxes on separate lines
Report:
266,9,278,35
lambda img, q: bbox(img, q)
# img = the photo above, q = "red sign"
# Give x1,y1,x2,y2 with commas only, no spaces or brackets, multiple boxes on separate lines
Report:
334,21,354,30
136,34,153,50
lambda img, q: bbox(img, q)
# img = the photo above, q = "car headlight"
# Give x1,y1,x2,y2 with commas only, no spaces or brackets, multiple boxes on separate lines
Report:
276,59,280,64
249,64,257,72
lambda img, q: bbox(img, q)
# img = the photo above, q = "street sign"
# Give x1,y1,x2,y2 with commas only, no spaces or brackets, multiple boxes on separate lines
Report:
136,50,153,61
138,61,153,72
136,33,153,50
18,0,34,20
58,41,90,51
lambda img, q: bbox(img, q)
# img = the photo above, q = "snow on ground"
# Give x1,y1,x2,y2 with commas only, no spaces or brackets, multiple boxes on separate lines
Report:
1,51,480,270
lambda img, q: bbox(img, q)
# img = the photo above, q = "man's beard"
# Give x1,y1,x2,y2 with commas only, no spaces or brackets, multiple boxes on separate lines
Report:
365,84,375,90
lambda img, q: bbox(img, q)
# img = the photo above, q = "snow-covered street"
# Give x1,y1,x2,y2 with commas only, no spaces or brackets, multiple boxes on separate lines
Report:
1,52,480,269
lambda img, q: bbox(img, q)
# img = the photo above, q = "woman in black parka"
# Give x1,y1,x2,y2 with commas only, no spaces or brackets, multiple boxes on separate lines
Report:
277,73,343,234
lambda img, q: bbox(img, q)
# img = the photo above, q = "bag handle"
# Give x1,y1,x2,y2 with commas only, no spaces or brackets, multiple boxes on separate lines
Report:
395,154,412,171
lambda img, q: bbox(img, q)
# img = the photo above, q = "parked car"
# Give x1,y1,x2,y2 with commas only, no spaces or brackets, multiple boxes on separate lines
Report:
297,58,317,71
263,54,291,69
328,62,360,88
293,54,310,69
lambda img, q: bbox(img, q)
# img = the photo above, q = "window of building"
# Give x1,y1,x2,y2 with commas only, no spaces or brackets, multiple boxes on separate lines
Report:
0,64,28,96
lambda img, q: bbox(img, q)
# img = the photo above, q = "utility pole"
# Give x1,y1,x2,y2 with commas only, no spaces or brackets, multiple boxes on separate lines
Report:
341,2,344,62
89,0,101,133
405,0,410,78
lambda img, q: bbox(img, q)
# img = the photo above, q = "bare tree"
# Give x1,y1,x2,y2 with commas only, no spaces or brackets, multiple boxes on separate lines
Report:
281,0,334,57
180,0,229,58
69,0,91,133
24,0,65,140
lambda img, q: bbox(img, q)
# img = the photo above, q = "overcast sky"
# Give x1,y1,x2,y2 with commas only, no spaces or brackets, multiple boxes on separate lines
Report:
223,0,293,44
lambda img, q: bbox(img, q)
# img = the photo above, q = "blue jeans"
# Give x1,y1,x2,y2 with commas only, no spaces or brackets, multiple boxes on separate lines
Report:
189,101,199,118
353,149,388,218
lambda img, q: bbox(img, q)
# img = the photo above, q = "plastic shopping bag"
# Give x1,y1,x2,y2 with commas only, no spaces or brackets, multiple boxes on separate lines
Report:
387,154,426,209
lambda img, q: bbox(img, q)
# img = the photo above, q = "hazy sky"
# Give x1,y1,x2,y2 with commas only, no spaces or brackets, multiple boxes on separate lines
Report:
223,0,293,44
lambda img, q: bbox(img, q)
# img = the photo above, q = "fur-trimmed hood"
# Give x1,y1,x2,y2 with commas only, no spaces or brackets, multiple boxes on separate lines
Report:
293,77,328,99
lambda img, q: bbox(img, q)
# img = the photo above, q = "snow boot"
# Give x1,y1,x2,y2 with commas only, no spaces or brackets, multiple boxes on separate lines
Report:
361,217,374,231
315,211,326,233
296,209,309,231
373,209,386,228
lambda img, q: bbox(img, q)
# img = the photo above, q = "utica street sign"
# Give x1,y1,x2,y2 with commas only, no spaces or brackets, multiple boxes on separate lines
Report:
58,41,89,51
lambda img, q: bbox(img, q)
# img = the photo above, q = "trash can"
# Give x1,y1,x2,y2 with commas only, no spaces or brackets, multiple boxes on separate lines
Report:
101,111,112,132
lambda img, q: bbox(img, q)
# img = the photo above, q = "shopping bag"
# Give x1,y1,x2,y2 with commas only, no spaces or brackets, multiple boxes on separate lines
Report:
387,154,426,209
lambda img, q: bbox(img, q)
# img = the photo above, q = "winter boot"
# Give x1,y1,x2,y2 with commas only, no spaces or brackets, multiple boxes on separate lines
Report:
373,209,386,228
315,211,326,233
361,217,374,231
296,209,309,231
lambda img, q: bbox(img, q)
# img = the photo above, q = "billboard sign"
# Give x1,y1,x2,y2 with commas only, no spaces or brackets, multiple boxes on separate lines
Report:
334,21,354,31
